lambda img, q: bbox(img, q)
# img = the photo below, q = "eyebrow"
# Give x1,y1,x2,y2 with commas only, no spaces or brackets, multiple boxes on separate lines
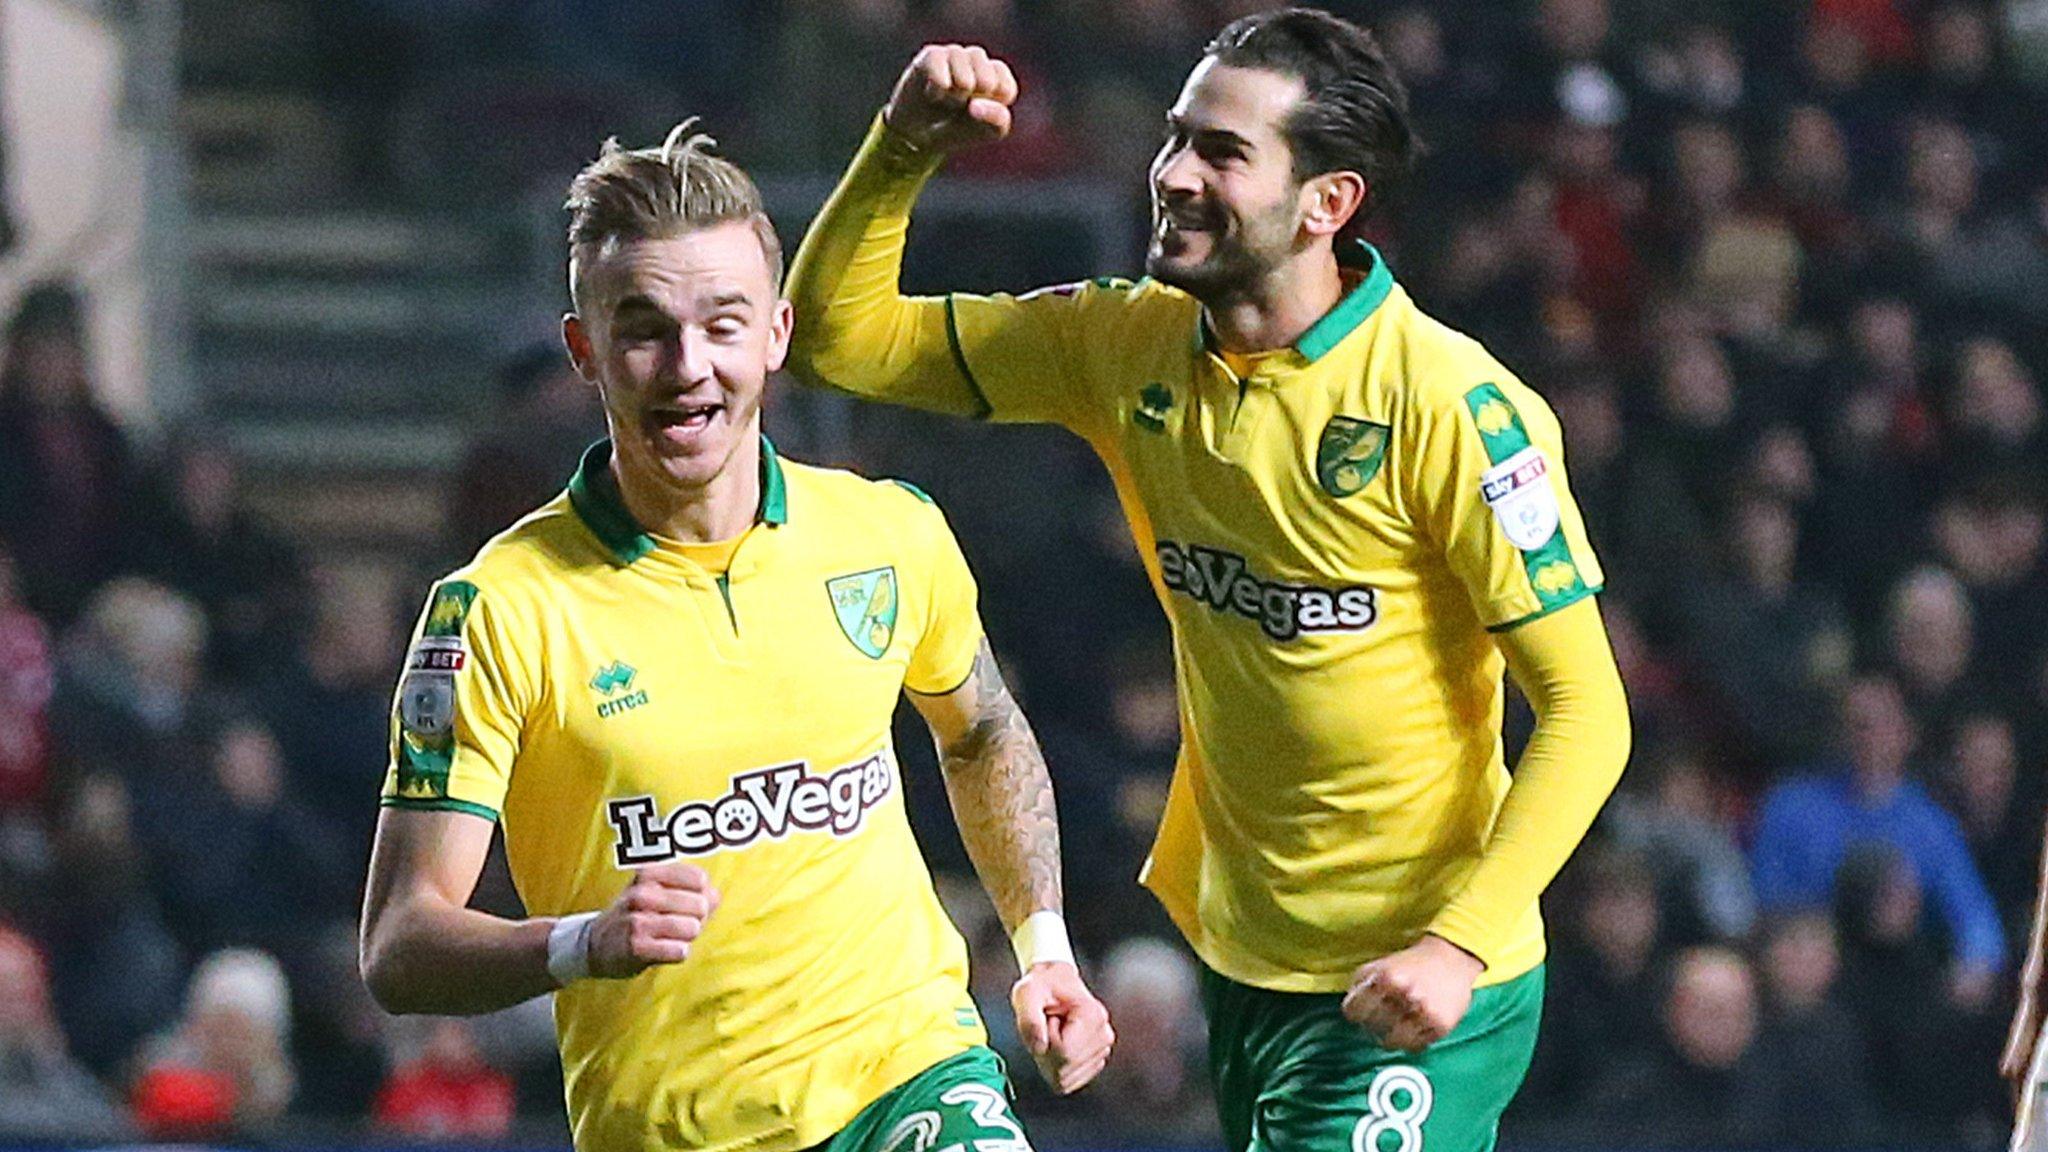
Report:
610,294,668,321
1166,112,1256,153
609,291,756,322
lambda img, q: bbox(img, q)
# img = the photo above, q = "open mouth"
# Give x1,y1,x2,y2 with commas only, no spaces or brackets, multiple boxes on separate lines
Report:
646,401,724,446
1155,206,1220,248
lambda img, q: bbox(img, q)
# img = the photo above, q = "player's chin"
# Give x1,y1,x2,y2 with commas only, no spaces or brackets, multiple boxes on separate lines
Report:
640,430,730,489
1145,248,1199,287
1146,250,1234,299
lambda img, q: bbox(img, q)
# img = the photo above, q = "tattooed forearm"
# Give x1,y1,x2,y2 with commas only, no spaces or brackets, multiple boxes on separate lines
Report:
925,640,1063,931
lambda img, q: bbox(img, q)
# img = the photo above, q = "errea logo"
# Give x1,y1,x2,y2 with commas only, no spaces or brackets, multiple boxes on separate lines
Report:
590,661,649,719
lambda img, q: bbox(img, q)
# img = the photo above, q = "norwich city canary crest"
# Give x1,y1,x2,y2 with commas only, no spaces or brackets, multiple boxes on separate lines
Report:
827,567,898,659
1316,416,1390,497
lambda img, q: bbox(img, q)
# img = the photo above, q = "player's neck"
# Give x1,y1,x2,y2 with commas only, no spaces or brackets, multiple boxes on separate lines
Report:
611,433,762,545
1203,252,1346,354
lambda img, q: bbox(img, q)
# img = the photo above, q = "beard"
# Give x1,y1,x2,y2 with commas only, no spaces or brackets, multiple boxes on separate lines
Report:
1143,199,1298,306
1146,233,1267,302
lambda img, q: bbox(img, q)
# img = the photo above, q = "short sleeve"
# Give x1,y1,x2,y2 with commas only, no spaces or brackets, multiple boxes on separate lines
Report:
380,578,531,822
901,496,985,695
946,278,1129,436
1411,376,1605,630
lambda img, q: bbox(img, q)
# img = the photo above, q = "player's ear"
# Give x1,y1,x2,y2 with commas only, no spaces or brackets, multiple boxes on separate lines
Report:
563,312,598,385
763,298,794,374
1300,170,1368,241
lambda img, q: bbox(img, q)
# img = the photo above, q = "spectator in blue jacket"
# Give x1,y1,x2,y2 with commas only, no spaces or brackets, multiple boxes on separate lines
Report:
1750,672,2005,989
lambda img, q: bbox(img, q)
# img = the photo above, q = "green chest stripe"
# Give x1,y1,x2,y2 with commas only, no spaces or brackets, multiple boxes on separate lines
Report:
1461,384,1590,616
715,572,738,631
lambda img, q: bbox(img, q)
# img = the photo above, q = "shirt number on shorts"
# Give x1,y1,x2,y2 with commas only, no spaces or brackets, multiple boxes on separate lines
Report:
1352,1065,1433,1152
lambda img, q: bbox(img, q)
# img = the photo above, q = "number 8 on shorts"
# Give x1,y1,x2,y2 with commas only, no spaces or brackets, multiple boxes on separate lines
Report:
1354,1066,1434,1152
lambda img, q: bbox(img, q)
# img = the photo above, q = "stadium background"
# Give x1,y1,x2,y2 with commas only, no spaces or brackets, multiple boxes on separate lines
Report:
3,0,2048,1147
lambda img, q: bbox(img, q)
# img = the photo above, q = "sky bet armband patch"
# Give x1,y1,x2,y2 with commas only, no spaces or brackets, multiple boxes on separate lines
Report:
1465,383,1563,552
1480,446,1561,551
394,580,476,800
1465,384,1589,613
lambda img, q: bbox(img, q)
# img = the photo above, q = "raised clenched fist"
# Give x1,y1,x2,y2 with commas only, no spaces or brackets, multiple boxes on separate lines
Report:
883,44,1019,155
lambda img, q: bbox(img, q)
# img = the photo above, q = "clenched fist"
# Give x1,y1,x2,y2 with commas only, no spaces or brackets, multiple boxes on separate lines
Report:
1341,934,1484,1053
1012,962,1115,1095
587,862,721,978
883,44,1019,154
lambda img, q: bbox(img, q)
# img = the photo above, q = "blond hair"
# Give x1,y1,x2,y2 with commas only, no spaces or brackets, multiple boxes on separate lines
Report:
564,119,781,310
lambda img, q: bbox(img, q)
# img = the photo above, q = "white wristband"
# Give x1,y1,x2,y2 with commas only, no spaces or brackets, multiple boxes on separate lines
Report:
546,912,599,987
1010,910,1075,972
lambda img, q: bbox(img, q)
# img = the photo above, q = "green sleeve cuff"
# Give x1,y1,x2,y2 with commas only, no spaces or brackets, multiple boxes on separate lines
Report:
1486,584,1603,633
907,637,984,698
381,796,500,823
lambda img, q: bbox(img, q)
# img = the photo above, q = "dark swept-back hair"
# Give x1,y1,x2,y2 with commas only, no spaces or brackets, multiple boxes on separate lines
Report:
1204,7,1420,231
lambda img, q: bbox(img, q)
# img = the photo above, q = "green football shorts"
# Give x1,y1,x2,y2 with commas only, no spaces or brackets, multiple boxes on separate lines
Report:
1202,963,1544,1152
815,1046,1031,1152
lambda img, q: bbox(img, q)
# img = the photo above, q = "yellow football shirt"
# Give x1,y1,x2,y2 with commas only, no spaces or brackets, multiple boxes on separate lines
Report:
792,154,1608,989
941,251,1602,991
380,439,987,1152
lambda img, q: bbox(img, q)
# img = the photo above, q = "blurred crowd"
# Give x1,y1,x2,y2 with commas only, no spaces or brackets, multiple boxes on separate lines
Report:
4,0,2048,1147
0,276,547,1141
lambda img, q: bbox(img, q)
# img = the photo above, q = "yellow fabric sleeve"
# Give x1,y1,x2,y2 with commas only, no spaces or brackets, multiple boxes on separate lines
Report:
782,118,986,417
381,579,533,823
1409,375,1604,630
903,495,986,695
1425,597,1631,966
786,116,1124,434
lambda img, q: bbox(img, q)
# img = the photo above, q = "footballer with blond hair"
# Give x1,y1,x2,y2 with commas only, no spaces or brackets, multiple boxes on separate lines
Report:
358,122,1111,1152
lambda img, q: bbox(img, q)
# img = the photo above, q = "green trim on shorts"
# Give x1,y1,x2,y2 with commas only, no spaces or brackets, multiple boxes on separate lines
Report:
813,1046,1031,1152
1202,963,1544,1152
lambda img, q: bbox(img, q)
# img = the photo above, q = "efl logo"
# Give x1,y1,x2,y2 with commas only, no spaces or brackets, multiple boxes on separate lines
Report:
605,752,895,866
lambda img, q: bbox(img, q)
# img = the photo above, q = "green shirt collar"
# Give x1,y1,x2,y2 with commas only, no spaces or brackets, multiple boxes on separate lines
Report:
566,436,789,566
1195,241,1395,364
